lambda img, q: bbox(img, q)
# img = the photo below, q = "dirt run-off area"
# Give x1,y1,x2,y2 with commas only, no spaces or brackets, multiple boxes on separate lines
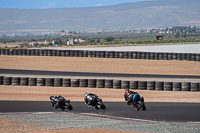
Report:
0,55,200,102
1,55,200,133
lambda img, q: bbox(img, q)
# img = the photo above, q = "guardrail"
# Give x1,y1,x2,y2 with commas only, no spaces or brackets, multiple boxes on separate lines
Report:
0,76,199,91
0,49,200,61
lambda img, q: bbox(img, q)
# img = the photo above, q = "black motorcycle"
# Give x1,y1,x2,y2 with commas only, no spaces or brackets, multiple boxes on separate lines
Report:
85,94,106,110
50,95,73,110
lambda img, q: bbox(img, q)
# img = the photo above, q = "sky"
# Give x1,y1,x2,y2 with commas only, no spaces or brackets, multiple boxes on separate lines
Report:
0,0,145,9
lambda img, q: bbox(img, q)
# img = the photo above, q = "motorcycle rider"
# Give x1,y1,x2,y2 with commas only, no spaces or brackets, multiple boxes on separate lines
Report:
52,95,64,109
84,92,98,106
124,88,140,106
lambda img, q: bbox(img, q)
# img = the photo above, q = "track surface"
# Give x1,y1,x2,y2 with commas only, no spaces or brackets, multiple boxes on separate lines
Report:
1,68,200,79
0,101,200,122
1,68,200,123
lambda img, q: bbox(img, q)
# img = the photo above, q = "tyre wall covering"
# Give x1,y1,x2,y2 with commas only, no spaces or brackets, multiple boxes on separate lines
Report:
0,76,199,92
0,49,200,62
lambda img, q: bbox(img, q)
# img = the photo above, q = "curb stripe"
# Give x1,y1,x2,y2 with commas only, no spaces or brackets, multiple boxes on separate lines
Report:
78,113,155,122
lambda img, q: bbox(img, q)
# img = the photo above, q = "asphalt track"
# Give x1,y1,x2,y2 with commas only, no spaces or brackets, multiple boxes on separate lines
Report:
1,68,200,79
0,101,200,123
1,68,200,123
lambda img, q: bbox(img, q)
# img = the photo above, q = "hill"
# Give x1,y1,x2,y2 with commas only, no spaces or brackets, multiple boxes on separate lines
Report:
0,0,200,34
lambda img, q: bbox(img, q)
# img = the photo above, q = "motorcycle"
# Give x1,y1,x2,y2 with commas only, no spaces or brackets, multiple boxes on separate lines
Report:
85,94,106,110
50,96,73,110
125,91,146,111
129,94,146,111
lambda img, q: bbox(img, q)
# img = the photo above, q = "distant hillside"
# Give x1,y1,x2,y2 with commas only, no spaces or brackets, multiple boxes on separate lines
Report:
0,0,200,34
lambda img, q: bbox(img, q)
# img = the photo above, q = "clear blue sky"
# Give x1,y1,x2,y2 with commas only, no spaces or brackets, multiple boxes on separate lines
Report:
0,0,145,9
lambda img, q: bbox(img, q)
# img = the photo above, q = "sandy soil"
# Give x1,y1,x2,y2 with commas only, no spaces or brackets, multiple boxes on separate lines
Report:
0,55,200,102
0,55,200,133
1,56,200,75
0,85,200,103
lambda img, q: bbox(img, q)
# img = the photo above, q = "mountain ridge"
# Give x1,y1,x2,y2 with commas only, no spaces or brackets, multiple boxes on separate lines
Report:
0,0,200,34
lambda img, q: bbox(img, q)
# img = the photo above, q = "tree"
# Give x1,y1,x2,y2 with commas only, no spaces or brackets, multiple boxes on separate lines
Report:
175,32,180,38
88,39,95,43
61,30,65,33
104,37,114,42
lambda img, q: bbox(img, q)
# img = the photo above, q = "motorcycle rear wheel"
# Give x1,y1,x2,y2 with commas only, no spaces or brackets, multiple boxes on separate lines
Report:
138,101,146,111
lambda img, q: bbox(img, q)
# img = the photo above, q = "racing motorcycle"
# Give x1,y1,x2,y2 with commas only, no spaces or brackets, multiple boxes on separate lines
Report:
85,94,106,110
124,89,146,111
50,95,73,110
130,95,146,111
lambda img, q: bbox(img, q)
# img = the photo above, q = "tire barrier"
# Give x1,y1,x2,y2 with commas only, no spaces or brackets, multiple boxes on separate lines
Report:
96,79,105,88
80,79,88,87
124,52,129,58
133,52,137,59
141,52,146,59
20,77,29,86
37,78,46,86
138,81,147,90
63,78,71,87
0,75,200,92
173,82,181,91
39,49,44,56
83,51,88,57
79,50,83,57
156,81,164,91
146,52,150,60
114,51,119,58
46,78,54,86
105,79,113,88
3,77,12,85
155,53,159,60
163,53,168,60
191,83,199,92
105,51,110,58
71,79,80,87
35,49,39,56
196,54,200,61
137,52,142,59
182,82,191,91
119,51,124,58
121,80,130,89
29,78,37,86
0,76,3,85
12,77,20,86
113,80,121,89
129,81,138,89
110,51,115,58
147,81,155,90
88,79,96,88
164,82,173,91
92,51,96,57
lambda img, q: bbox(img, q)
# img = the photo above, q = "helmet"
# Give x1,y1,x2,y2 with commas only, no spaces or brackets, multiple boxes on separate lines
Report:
125,88,129,94
84,92,88,96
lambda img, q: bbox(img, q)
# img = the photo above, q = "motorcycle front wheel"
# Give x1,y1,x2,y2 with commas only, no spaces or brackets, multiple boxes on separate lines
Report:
65,103,73,110
97,102,106,110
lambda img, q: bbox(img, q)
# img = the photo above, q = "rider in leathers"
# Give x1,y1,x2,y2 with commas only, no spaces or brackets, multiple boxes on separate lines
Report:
53,95,64,109
124,88,139,105
84,92,98,106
